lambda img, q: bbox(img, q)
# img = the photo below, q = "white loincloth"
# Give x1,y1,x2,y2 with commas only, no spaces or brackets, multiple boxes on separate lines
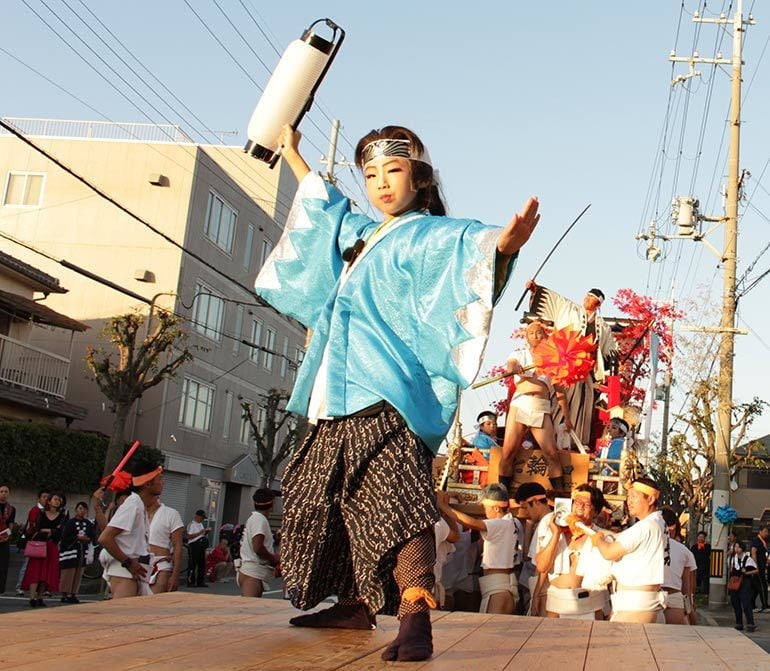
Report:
664,591,685,610
510,394,551,428
546,585,606,619
149,555,172,585
479,573,518,613
239,559,273,590
100,550,153,596
610,589,667,619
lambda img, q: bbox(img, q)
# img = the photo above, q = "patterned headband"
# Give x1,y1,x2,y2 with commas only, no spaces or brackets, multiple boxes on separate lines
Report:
361,138,432,168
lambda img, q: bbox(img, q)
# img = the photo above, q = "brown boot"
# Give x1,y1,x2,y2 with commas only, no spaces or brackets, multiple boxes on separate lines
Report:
380,612,433,662
289,602,376,630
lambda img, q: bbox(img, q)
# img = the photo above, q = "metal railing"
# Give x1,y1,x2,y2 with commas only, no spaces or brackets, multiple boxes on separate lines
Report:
0,333,70,398
0,117,194,144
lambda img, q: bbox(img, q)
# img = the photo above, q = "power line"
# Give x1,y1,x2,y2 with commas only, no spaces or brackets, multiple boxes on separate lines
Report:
0,117,268,304
0,229,297,367
26,0,298,217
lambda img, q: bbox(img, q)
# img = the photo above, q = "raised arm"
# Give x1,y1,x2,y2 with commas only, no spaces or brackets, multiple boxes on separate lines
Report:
278,125,311,182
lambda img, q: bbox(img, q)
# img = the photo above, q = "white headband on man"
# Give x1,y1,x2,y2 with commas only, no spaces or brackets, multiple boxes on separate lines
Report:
361,138,432,169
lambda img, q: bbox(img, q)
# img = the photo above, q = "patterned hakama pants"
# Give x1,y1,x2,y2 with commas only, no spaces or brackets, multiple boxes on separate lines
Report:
281,404,438,616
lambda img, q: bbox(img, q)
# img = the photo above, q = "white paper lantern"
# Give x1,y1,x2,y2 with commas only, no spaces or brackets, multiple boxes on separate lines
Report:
245,20,344,165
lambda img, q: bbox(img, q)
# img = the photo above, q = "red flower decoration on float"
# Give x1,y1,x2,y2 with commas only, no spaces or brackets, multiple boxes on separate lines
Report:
531,327,596,387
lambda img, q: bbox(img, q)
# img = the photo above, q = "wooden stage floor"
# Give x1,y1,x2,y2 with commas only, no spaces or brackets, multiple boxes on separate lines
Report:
3,592,768,670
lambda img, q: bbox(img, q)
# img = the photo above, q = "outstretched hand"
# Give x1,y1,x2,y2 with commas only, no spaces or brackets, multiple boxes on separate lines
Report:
278,124,302,156
497,197,540,256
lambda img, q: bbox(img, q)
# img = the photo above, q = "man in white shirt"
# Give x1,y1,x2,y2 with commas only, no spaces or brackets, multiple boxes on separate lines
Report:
240,489,280,598
147,498,184,593
443,484,519,614
514,481,552,615
186,509,210,587
592,477,669,623
98,461,163,598
661,507,697,624
536,484,612,620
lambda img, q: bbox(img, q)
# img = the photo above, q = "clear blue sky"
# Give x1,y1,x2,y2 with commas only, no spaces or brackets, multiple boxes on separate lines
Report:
3,1,769,442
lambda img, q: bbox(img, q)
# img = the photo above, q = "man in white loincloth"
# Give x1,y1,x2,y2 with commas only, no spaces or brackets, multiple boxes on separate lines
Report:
239,488,280,597
536,484,612,620
592,478,669,622
499,321,571,493
98,461,163,598
443,484,518,614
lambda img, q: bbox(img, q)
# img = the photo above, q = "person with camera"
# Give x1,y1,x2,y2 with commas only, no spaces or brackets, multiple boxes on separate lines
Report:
186,509,210,587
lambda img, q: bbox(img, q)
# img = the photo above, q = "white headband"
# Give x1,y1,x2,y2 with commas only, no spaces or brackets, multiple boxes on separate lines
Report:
361,138,432,169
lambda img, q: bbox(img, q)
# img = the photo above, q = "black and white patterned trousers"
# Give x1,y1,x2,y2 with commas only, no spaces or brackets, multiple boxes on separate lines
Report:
281,404,438,616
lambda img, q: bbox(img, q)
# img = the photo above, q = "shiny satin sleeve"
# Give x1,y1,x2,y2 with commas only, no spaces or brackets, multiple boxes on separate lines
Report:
254,172,374,328
414,218,518,389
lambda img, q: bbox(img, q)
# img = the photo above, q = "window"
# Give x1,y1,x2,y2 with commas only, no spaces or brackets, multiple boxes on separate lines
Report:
204,191,237,253
233,305,244,355
179,378,214,432
3,172,45,206
260,239,273,267
747,470,770,489
222,390,234,440
243,224,255,269
264,327,276,371
292,347,305,382
192,283,225,341
239,400,253,444
280,336,289,378
249,319,262,363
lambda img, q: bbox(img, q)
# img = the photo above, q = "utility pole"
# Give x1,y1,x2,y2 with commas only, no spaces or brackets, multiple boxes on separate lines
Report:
324,118,341,184
668,2,754,607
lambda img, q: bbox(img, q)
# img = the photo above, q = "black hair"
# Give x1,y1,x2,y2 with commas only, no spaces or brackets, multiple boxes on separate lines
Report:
355,125,447,216
610,417,630,432
514,481,547,503
253,488,275,509
75,501,89,510
195,509,206,517
574,483,606,515
37,488,50,498
476,411,497,423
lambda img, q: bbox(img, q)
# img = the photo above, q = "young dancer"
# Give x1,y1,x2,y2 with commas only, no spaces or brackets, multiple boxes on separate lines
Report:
255,124,540,662
98,461,163,598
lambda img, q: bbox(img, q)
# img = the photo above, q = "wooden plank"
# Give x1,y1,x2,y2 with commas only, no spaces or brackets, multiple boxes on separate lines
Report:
342,610,483,671
504,617,593,671
644,623,730,671
4,598,288,670
421,613,541,670
692,625,769,667
584,621,657,671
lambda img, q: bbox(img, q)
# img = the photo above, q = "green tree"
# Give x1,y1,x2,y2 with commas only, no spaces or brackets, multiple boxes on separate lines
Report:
659,377,767,540
86,310,192,477
241,389,306,488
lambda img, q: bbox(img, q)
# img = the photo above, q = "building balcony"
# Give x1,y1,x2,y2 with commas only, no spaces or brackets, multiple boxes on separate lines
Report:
0,332,70,399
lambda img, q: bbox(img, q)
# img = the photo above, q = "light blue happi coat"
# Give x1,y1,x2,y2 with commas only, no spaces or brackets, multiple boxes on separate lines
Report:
255,172,517,452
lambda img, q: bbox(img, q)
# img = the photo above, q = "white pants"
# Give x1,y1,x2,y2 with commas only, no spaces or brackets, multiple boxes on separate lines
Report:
546,585,605,619
510,394,551,428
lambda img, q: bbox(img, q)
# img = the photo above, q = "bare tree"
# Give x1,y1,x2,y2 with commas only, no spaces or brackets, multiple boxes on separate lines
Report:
86,310,192,476
241,389,306,488
659,377,767,540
